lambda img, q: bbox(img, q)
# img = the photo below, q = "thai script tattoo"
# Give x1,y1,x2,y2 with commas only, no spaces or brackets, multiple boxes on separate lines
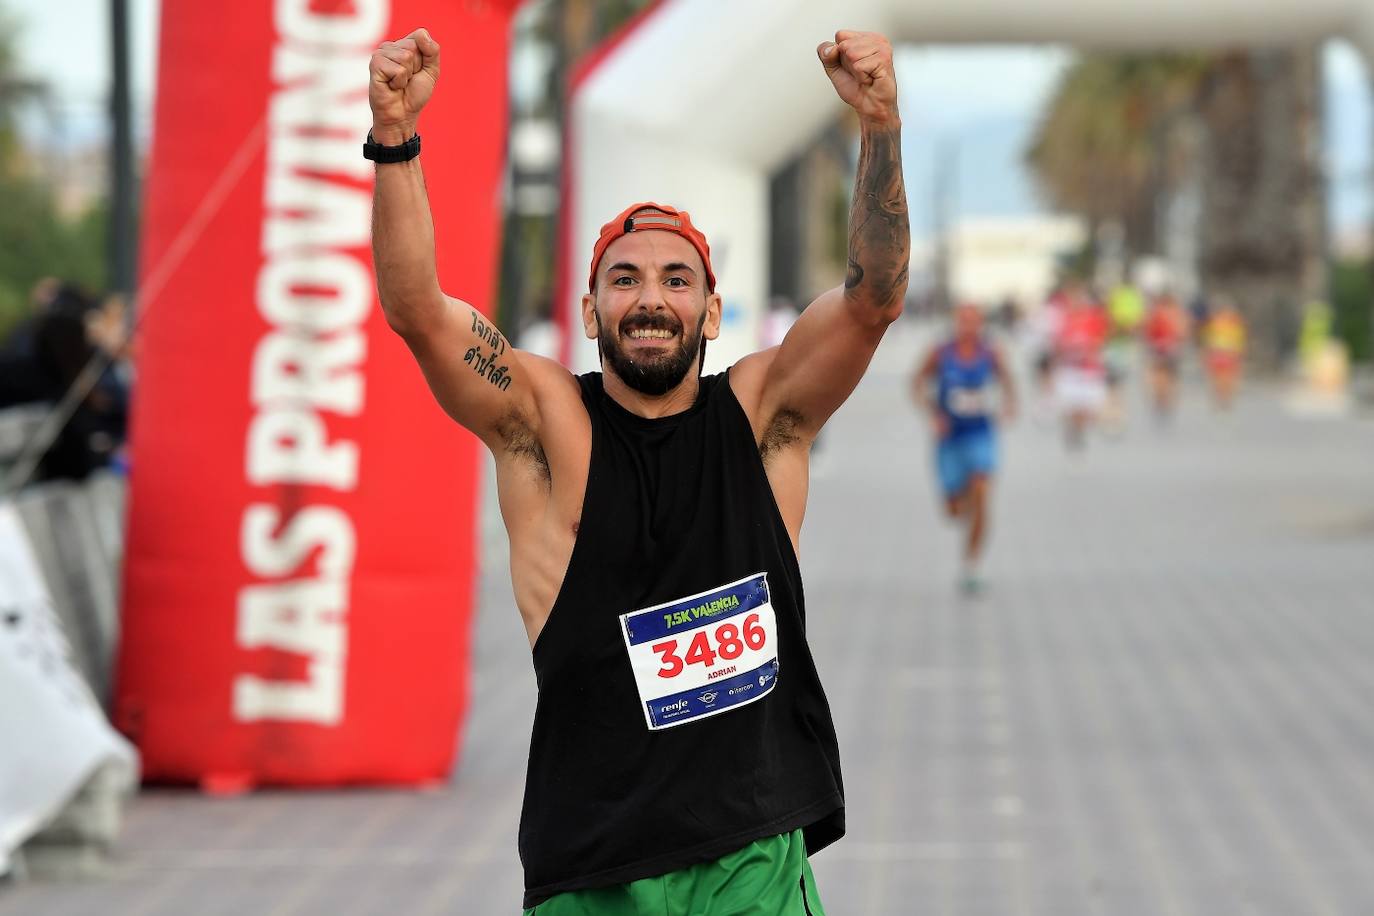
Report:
467,311,512,391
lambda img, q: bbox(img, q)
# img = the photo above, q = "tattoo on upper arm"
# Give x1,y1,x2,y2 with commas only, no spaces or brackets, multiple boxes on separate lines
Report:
464,311,513,391
847,125,910,306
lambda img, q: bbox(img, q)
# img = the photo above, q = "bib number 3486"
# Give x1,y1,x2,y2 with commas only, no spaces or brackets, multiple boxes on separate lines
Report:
651,613,768,678
620,573,780,730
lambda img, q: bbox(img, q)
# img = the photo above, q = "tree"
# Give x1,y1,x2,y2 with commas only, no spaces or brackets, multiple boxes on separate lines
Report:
1026,53,1209,261
0,8,108,336
1331,256,1373,364
1195,47,1325,367
0,9,51,174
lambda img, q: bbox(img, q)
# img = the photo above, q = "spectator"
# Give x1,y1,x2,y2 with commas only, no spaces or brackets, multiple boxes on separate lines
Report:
0,281,131,481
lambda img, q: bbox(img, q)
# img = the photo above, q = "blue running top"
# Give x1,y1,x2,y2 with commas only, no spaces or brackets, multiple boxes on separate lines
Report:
936,341,996,437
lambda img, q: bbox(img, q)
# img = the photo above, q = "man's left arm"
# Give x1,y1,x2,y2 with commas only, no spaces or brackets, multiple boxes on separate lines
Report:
736,31,909,442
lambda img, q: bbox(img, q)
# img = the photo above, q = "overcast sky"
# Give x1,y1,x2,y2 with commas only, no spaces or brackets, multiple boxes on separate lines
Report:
8,1,1371,229
11,0,160,122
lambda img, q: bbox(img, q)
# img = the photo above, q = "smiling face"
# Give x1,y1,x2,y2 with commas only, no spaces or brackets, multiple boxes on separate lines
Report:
582,228,722,396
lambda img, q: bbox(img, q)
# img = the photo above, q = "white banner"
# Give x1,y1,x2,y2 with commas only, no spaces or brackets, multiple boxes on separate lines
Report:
0,503,136,875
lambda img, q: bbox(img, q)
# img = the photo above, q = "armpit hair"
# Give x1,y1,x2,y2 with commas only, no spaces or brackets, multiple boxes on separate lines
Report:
759,408,806,465
496,409,550,484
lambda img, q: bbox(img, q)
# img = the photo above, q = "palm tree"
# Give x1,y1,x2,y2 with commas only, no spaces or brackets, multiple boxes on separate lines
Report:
1026,53,1208,263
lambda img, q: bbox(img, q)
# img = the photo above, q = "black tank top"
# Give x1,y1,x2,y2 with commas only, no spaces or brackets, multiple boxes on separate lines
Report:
518,371,845,908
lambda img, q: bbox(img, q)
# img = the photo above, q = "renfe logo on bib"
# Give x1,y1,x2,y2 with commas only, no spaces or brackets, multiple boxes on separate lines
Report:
620,573,779,730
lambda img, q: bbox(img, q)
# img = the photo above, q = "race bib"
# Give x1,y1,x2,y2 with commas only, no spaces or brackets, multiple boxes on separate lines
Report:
948,386,990,418
620,573,779,730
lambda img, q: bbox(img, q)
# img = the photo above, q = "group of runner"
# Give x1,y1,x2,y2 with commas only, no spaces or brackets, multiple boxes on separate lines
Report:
911,280,1248,595
1027,279,1248,438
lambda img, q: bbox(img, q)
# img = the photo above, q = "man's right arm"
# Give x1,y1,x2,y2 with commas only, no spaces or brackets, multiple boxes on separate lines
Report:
372,148,539,445
912,348,949,438
910,348,937,408
369,30,540,448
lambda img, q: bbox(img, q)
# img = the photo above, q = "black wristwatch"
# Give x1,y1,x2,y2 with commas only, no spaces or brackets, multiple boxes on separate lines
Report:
363,130,421,163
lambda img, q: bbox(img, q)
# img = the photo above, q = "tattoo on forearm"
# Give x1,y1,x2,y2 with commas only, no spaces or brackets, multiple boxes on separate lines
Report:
465,310,513,391
845,260,864,291
846,125,910,306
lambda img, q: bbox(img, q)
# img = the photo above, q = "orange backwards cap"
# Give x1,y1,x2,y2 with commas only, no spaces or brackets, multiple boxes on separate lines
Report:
588,202,717,293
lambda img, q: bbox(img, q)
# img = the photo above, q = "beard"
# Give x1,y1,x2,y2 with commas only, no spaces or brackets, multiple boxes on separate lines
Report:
596,308,707,396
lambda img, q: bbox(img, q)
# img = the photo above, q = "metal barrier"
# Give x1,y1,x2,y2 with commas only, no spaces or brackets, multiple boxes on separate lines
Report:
11,474,125,710
0,406,46,472
1,405,134,881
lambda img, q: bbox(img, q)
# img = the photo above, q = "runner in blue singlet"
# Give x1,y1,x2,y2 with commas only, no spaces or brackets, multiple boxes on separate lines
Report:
912,304,1018,593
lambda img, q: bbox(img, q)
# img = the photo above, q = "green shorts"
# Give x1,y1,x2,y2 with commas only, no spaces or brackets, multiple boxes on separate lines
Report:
523,829,825,915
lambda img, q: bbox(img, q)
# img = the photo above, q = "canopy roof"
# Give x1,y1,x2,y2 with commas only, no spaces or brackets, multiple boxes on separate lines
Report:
576,0,1372,174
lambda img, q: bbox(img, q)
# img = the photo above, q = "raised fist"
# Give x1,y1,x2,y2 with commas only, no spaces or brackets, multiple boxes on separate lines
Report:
369,28,441,144
816,30,899,126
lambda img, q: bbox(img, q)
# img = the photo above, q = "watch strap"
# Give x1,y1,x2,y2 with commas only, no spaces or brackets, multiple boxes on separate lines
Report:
364,130,421,163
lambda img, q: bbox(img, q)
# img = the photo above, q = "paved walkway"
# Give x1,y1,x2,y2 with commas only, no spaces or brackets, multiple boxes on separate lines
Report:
5,322,1374,915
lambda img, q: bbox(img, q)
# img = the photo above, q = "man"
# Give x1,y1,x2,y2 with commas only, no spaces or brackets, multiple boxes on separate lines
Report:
1025,279,1066,420
367,26,908,915
1143,290,1189,421
1103,280,1145,428
911,303,1016,594
1051,281,1109,450
1202,295,1246,409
